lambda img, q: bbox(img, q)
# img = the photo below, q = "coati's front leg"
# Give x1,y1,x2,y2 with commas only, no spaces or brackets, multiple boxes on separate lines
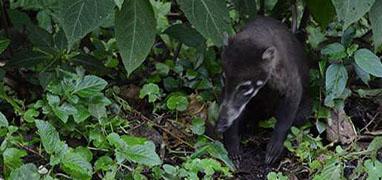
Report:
265,87,302,164
223,119,241,168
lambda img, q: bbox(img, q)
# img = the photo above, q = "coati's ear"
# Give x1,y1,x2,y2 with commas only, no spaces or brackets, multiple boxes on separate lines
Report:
262,46,277,61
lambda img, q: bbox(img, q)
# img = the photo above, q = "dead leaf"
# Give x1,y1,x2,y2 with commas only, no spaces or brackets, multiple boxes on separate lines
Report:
327,108,357,144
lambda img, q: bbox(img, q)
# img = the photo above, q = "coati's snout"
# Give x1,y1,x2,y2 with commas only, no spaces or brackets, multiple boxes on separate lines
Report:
216,80,265,132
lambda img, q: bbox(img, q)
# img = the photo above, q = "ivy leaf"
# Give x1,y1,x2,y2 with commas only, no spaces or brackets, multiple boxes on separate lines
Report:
35,120,63,154
139,83,160,103
115,0,156,76
3,148,27,171
0,112,9,128
166,95,189,111
324,64,348,107
364,159,382,180
370,0,382,52
73,75,108,97
54,0,115,48
354,49,382,77
191,117,205,135
107,133,162,167
23,108,39,123
331,0,375,30
176,0,234,46
61,152,93,179
9,163,40,180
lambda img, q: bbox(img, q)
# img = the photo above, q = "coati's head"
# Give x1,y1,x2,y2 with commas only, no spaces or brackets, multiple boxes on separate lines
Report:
216,38,278,132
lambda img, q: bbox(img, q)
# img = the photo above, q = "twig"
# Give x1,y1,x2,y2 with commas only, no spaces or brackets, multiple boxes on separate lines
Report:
16,143,46,161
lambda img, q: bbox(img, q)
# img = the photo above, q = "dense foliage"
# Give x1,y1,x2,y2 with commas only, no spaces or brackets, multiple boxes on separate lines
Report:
0,0,381,179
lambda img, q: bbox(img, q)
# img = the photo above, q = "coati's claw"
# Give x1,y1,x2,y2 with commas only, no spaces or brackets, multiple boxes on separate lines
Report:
265,140,283,164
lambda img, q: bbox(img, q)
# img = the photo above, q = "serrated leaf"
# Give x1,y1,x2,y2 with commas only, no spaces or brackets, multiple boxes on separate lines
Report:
107,133,162,167
192,141,235,171
331,0,375,30
23,108,39,123
115,0,156,76
95,156,114,171
54,0,115,48
73,75,108,97
0,112,9,128
62,152,93,179
176,0,234,46
370,0,382,52
73,104,90,123
9,163,40,180
354,49,382,77
3,148,27,170
35,120,63,154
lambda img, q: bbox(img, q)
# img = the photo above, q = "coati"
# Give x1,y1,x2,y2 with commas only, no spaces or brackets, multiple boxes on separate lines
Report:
216,16,311,166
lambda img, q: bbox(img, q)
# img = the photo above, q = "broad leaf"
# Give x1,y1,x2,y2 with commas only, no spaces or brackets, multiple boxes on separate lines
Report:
325,64,348,107
233,0,257,23
354,49,382,77
364,159,382,180
107,133,162,167
54,0,115,48
73,75,108,97
9,163,40,180
370,0,382,52
306,0,335,28
3,148,27,170
321,43,346,60
164,24,206,48
35,120,63,154
313,159,343,180
176,0,234,46
95,156,114,171
166,95,189,111
62,152,93,179
191,117,205,135
139,83,160,103
115,0,156,76
6,50,49,69
331,0,375,30
0,112,9,128
0,39,10,54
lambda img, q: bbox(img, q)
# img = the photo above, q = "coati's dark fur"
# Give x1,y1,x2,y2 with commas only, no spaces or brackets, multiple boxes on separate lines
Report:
217,16,311,166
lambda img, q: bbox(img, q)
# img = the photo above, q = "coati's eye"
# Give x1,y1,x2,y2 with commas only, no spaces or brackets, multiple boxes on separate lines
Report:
236,81,254,96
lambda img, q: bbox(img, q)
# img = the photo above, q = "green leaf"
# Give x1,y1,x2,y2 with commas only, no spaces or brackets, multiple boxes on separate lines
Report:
0,112,9,128
54,0,115,48
367,136,382,158
191,117,205,135
364,159,382,180
9,163,40,180
354,49,382,77
88,103,108,120
139,83,160,103
307,26,327,49
232,0,257,22
354,63,371,85
321,43,347,60
0,39,10,54
306,0,335,28
23,108,39,123
176,0,234,46
324,64,348,107
166,95,189,111
61,152,93,179
95,156,114,171
73,75,108,97
155,63,170,76
3,148,27,170
114,0,124,9
164,24,206,48
331,0,375,30
73,146,93,162
107,133,162,167
313,159,343,180
115,0,156,76
370,0,382,52
267,172,288,180
192,141,235,171
150,0,171,32
73,104,90,123
35,120,63,154
6,50,49,69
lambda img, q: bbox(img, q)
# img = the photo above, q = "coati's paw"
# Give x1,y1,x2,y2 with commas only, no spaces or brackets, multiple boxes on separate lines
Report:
230,153,242,169
265,140,283,164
